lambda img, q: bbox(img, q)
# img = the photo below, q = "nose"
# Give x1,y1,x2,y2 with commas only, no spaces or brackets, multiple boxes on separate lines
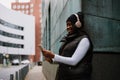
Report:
67,25,71,29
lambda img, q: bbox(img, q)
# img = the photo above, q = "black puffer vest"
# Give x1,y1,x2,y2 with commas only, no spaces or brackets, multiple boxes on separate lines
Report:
56,33,93,80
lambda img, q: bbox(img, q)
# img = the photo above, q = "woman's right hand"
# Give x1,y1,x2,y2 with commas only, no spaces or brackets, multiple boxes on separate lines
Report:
42,49,55,58
38,44,55,59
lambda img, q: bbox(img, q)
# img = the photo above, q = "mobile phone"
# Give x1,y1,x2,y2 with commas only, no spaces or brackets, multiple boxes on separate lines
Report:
39,44,44,52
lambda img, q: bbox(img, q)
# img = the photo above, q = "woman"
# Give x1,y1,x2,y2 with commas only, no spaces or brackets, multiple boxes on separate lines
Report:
40,12,93,80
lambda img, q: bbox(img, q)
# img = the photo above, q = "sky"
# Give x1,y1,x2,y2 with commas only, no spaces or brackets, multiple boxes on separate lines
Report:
0,0,30,9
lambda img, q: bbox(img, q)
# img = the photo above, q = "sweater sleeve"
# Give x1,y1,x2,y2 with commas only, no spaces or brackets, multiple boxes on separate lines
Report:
53,38,90,66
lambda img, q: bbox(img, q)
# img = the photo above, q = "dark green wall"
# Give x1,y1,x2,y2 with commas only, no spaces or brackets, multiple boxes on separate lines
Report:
83,0,120,52
83,0,120,80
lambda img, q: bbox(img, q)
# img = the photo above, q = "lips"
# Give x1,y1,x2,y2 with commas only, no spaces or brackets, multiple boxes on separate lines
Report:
67,29,73,34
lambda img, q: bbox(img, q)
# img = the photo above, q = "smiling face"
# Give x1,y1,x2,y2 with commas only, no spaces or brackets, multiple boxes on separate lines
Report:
66,21,74,34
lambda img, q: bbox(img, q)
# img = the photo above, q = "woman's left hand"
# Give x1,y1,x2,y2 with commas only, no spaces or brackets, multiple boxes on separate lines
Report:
45,57,53,63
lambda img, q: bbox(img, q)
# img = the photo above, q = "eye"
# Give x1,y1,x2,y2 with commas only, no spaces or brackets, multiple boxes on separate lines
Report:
67,23,71,26
67,22,72,26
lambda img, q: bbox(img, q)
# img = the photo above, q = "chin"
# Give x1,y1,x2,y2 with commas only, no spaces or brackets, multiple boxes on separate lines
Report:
68,32,73,34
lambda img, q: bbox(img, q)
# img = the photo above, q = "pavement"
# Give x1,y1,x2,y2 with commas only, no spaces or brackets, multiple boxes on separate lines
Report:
25,66,46,80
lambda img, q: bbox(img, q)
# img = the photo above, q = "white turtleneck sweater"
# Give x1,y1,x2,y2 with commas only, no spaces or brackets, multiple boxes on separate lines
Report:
53,38,90,66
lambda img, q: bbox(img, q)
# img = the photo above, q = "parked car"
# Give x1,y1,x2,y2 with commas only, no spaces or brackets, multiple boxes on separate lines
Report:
12,59,20,65
21,60,30,64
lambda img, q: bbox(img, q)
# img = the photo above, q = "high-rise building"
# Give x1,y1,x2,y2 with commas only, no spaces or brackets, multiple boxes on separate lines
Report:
11,0,42,62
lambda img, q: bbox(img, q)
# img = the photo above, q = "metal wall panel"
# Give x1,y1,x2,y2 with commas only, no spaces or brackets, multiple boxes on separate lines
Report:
83,0,120,20
83,0,120,52
84,15,120,52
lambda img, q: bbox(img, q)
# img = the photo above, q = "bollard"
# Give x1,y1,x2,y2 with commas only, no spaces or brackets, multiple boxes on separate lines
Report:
10,74,14,80
16,71,19,80
19,69,21,80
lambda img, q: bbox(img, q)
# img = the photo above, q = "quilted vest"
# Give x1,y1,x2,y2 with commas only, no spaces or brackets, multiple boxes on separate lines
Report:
56,34,93,80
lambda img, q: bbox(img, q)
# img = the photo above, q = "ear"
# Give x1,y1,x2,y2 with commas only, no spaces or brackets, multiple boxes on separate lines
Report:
74,14,82,28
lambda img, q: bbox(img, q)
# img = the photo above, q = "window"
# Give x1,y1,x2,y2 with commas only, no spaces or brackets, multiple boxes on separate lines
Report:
0,30,24,40
0,41,24,49
0,18,24,31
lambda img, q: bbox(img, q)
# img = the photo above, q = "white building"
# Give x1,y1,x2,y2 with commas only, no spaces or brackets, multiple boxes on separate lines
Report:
0,4,35,55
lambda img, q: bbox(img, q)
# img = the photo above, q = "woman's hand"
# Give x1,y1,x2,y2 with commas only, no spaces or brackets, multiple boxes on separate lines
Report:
38,44,55,58
38,44,54,63
45,57,53,63
42,49,55,58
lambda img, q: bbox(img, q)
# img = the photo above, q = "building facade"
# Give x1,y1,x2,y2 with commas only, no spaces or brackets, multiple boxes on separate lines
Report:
42,0,120,80
11,0,42,62
0,4,35,63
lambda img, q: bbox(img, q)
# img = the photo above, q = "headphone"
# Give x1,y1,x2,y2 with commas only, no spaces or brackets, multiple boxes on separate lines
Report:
74,14,81,28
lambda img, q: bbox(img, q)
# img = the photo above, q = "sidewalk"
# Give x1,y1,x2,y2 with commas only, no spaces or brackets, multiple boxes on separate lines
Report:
0,64,28,80
25,66,46,80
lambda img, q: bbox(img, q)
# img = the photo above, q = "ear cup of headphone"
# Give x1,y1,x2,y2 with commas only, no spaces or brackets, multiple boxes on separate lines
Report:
75,20,81,28
74,14,81,28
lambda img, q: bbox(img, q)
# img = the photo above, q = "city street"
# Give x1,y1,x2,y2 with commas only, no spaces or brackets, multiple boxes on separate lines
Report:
0,0,120,80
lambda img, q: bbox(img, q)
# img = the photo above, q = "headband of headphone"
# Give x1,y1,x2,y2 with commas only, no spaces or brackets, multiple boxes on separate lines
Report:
74,14,81,28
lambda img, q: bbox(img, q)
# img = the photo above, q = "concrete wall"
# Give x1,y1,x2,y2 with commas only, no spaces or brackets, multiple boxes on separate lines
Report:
83,0,120,52
83,0,120,80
